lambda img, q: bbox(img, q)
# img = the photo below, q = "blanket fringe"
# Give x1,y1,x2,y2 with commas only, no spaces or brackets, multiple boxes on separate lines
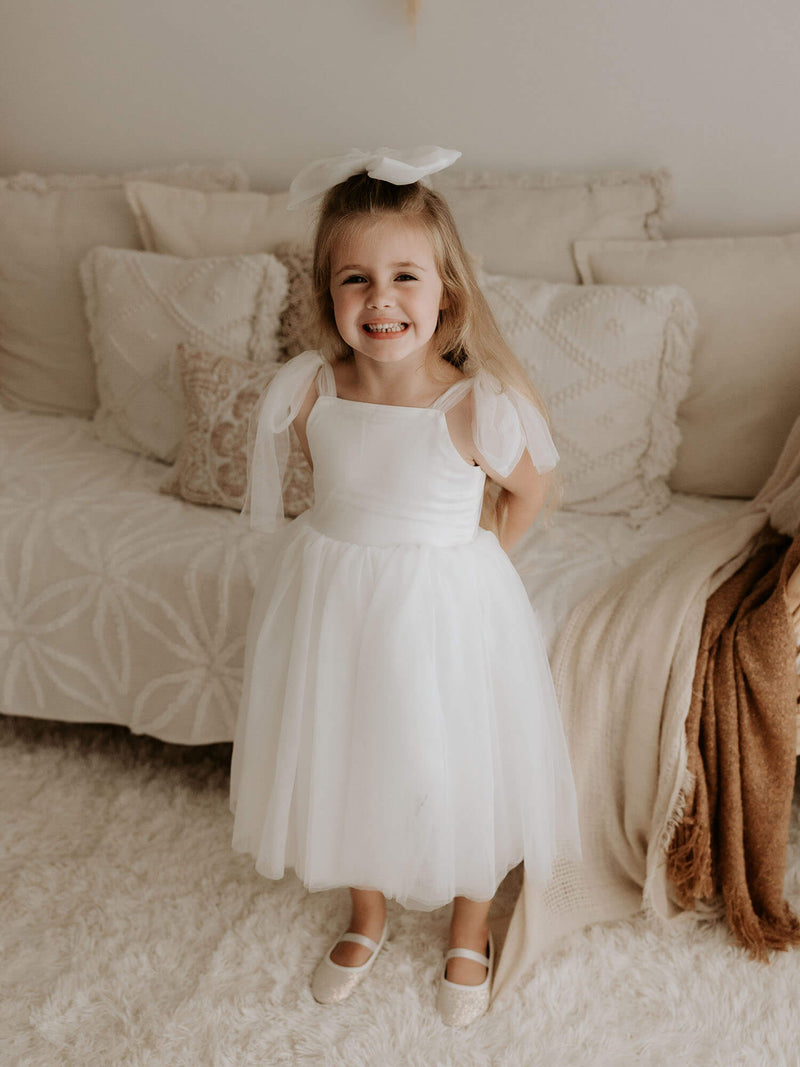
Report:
724,887,800,963
665,814,714,907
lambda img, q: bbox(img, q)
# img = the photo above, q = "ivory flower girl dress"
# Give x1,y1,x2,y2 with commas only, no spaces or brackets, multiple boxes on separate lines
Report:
230,349,581,909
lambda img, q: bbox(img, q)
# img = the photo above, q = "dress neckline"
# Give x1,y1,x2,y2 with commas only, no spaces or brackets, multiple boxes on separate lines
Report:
320,362,472,412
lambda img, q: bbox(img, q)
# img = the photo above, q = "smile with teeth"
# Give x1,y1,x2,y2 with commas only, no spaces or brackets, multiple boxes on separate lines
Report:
363,322,409,333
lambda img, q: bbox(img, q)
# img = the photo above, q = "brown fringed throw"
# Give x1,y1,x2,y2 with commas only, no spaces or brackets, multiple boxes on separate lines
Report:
667,529,800,959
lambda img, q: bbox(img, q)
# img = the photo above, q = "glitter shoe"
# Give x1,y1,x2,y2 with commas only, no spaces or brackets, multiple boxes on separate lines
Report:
436,930,494,1027
310,918,389,1004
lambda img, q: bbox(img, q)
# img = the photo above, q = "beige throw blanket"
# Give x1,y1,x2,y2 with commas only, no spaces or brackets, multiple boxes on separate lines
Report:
492,415,800,1003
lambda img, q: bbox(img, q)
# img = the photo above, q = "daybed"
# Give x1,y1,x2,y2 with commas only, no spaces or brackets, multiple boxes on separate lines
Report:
1,160,798,992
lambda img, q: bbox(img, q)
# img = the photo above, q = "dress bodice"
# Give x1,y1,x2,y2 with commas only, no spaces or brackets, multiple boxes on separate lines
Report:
243,350,559,539
304,363,486,547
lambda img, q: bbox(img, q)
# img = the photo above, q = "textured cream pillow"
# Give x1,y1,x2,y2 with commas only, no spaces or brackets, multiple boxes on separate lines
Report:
574,236,800,497
81,247,287,463
432,168,671,281
161,346,313,515
481,273,696,524
0,164,247,418
126,183,318,360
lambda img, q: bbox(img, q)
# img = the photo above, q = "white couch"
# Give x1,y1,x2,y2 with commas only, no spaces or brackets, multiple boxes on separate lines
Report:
2,161,798,745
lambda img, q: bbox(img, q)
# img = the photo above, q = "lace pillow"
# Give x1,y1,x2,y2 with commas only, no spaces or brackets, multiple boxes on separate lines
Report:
161,346,313,515
81,247,288,463
0,163,247,418
481,273,697,525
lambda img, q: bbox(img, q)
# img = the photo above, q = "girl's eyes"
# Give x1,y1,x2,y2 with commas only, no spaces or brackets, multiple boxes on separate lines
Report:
341,274,417,285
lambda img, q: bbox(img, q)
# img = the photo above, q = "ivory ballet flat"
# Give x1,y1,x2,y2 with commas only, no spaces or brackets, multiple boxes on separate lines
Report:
436,930,494,1027
310,918,389,1004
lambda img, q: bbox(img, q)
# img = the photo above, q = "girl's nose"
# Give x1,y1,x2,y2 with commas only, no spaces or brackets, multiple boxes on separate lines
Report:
366,284,395,309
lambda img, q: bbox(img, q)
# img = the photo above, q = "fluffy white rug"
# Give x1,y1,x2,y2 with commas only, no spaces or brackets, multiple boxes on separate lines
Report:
3,715,800,1067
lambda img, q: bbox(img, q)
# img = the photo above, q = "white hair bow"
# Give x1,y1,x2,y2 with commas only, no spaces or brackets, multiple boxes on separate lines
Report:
286,145,461,210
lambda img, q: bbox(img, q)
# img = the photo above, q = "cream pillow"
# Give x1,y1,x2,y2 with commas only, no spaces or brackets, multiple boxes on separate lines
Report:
0,164,247,418
81,247,287,463
126,169,671,289
574,236,800,497
432,168,671,281
481,273,697,524
125,181,316,256
161,346,313,515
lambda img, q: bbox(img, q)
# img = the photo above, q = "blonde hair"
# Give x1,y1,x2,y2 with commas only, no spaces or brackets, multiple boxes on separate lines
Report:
310,173,560,531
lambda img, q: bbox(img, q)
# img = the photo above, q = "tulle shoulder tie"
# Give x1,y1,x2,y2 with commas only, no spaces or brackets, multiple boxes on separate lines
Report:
471,373,559,478
242,350,327,532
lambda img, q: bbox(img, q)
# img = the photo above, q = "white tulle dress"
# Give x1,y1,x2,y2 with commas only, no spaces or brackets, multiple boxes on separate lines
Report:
230,349,581,910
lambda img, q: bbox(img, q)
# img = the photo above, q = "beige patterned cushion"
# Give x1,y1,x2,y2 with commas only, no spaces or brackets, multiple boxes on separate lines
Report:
481,273,697,524
0,164,247,418
272,243,316,360
80,247,288,463
432,168,671,281
574,236,800,497
161,347,313,515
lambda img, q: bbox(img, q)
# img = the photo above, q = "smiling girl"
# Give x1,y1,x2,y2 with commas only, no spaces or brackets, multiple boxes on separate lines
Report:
230,148,581,1026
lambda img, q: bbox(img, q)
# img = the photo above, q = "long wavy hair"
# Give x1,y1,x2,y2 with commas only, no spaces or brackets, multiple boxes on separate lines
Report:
310,173,560,530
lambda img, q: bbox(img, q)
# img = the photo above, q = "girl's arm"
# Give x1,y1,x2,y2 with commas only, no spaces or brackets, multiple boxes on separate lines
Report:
447,391,552,554
485,450,551,554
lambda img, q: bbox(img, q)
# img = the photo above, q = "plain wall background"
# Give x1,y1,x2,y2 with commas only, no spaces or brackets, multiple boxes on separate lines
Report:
3,0,799,236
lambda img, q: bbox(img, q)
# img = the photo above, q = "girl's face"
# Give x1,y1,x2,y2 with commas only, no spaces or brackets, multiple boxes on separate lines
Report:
329,217,446,367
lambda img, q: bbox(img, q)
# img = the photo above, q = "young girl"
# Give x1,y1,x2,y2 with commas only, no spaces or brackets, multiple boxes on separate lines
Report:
230,146,581,1026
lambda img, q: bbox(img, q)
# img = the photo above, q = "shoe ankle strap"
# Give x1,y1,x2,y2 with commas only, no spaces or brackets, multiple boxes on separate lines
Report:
445,945,490,966
339,931,380,953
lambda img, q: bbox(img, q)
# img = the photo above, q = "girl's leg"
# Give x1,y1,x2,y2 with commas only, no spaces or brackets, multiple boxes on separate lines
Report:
330,887,387,967
447,895,492,985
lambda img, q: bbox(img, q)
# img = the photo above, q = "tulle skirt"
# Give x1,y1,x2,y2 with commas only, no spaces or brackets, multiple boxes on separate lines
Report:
230,513,581,910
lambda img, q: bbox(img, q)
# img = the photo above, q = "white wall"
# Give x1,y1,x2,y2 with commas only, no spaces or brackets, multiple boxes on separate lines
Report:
3,0,800,236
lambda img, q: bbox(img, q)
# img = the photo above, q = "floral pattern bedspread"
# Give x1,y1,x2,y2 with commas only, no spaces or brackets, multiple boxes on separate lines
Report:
0,408,267,744
0,407,740,745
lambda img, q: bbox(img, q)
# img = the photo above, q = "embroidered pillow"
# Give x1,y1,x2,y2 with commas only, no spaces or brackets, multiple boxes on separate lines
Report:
481,274,697,525
0,163,247,418
80,247,287,463
161,346,313,515
271,243,316,360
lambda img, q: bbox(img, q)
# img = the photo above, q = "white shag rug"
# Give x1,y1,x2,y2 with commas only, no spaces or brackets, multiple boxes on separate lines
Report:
3,715,800,1067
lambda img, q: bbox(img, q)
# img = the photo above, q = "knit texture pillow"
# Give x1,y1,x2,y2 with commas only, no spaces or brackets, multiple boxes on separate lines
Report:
481,274,697,525
80,247,288,463
161,346,313,515
0,163,247,418
125,183,317,361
